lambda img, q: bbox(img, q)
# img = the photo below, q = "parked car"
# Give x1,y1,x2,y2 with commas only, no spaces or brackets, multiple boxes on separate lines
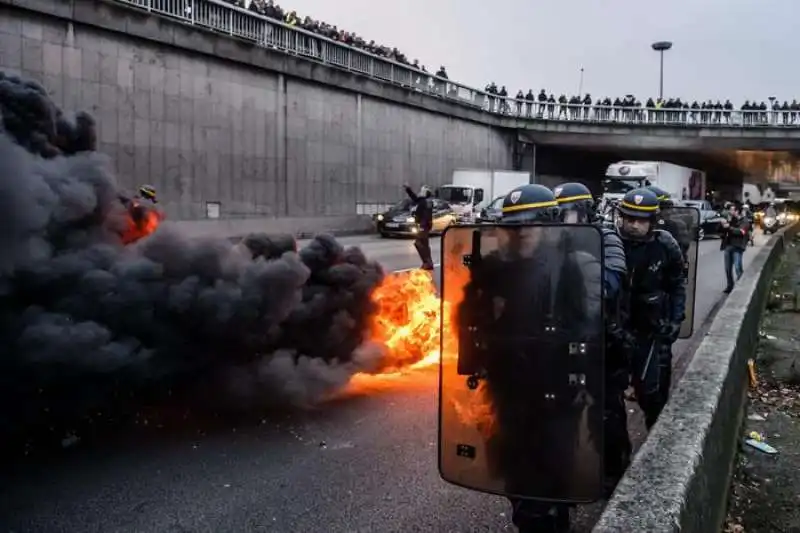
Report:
476,195,505,223
679,200,725,240
375,198,456,237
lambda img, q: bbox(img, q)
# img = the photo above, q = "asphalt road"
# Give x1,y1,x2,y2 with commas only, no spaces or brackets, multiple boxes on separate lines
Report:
0,232,766,533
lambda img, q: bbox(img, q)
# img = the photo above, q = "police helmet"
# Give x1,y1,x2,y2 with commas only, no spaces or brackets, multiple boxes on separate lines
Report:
139,184,157,202
646,185,674,207
553,182,595,222
501,184,559,223
617,187,660,219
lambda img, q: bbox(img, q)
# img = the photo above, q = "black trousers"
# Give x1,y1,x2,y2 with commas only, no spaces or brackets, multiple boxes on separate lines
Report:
413,229,434,268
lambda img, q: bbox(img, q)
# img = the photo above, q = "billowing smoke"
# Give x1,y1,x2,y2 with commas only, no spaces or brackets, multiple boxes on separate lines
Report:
0,72,385,444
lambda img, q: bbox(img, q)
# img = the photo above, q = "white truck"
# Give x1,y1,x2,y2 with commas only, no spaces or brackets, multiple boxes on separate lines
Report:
436,169,530,222
603,161,707,204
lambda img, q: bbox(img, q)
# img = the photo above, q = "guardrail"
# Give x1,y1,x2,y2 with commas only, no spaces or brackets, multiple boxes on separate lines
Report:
594,223,799,533
118,0,800,130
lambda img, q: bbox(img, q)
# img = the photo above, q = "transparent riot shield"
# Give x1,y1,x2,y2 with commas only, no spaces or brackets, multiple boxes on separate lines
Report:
437,223,605,503
658,207,700,339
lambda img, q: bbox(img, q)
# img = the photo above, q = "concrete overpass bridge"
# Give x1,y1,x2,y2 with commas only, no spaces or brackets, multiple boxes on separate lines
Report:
107,0,800,193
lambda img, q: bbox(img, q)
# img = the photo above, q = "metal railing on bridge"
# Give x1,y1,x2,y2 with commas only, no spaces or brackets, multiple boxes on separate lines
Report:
119,0,800,130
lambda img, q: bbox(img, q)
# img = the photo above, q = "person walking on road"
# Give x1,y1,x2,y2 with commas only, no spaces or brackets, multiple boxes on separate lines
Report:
403,183,435,270
721,202,750,293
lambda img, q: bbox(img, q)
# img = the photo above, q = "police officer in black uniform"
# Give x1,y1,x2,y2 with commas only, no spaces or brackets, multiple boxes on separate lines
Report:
554,182,632,497
459,184,599,533
616,188,687,430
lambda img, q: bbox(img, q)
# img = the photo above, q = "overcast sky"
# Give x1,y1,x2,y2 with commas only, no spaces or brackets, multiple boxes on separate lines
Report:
280,0,798,105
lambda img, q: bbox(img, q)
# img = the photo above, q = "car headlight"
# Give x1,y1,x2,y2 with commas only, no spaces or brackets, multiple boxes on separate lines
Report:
406,217,415,223
376,214,384,221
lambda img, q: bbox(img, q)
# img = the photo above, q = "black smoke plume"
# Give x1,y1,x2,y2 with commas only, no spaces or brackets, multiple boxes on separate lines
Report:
0,72,386,445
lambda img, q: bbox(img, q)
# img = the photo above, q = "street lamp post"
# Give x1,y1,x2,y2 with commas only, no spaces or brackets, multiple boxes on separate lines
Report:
651,41,673,101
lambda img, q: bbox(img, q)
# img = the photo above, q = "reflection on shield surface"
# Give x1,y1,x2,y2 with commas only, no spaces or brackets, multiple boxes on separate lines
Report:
658,207,700,339
437,223,605,503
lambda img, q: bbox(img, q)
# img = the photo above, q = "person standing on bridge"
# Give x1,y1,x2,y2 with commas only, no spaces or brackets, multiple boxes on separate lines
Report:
720,202,750,293
403,183,435,270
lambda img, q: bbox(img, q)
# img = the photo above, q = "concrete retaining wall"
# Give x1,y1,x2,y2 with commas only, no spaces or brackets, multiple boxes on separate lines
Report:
594,224,799,533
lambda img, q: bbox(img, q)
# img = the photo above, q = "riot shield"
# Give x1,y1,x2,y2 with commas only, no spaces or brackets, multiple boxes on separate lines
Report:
658,207,700,339
437,223,605,503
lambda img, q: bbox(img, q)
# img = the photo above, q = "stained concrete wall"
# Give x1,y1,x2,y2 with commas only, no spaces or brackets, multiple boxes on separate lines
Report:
0,1,512,234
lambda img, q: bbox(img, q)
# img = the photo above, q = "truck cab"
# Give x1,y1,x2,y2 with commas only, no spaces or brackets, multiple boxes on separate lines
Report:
436,184,484,222
436,169,530,223
602,161,654,202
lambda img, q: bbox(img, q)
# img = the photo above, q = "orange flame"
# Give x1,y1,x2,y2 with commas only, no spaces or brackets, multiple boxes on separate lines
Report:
346,258,472,393
367,269,445,373
121,202,163,245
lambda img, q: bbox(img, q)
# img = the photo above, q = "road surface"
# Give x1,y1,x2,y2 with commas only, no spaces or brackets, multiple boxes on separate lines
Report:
0,233,766,533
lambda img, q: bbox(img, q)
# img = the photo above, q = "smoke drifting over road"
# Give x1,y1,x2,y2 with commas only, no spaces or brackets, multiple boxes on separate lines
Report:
0,72,385,443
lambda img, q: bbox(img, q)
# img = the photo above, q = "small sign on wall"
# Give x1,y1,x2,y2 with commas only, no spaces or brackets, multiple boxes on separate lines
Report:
206,201,221,219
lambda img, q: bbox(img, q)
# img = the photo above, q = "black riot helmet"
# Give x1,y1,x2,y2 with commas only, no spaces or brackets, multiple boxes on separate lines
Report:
553,182,595,223
138,184,157,203
616,187,660,240
501,184,560,223
646,185,674,208
617,187,660,219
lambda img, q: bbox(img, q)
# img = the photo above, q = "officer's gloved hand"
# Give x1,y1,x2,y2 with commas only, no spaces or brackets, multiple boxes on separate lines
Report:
657,321,681,343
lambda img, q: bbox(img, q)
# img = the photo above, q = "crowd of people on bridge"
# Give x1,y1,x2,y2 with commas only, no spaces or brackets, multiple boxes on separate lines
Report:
475,89,800,125
169,0,800,126
216,0,446,76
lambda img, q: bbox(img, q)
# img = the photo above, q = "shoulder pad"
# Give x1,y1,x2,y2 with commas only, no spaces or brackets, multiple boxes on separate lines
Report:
600,226,627,275
654,229,681,252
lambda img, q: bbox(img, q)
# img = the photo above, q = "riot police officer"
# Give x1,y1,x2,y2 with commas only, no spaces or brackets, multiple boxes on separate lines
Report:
616,188,687,430
468,184,599,532
403,183,435,270
646,185,691,262
554,182,632,498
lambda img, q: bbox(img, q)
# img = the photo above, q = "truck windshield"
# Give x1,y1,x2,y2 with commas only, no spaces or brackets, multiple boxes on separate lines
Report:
603,178,644,195
439,187,473,203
